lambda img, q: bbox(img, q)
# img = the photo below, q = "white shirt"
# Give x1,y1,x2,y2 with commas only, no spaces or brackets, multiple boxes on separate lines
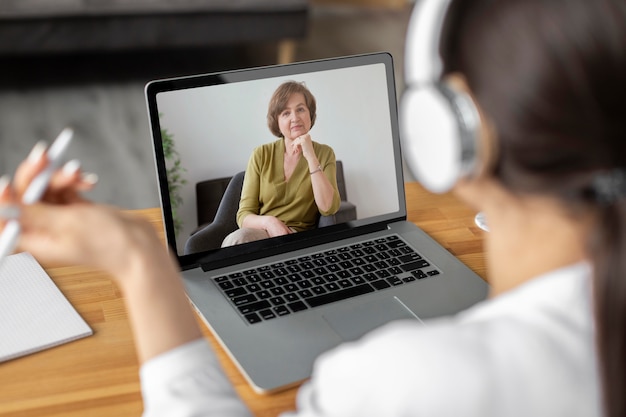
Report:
140,263,602,417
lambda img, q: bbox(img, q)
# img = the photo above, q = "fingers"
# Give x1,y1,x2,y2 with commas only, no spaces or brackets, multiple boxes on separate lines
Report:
0,176,17,231
12,141,98,205
13,141,48,196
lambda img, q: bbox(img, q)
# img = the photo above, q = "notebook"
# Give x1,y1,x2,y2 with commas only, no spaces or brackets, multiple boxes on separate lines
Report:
0,252,92,362
145,52,488,393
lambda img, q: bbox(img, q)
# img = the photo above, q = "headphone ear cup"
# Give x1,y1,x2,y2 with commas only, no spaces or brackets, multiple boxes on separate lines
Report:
401,86,465,193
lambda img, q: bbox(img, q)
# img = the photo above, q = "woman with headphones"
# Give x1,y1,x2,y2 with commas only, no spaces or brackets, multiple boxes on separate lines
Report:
1,0,624,416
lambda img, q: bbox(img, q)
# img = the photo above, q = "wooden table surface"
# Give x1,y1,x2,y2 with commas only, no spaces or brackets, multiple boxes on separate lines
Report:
0,182,486,417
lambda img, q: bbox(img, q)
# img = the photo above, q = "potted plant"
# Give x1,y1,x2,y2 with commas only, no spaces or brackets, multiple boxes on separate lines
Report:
160,122,187,236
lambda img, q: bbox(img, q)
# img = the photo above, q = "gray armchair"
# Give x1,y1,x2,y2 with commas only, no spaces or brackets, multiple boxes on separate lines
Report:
184,161,356,254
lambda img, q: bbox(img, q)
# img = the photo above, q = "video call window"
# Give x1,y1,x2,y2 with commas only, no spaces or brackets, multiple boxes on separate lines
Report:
155,62,401,258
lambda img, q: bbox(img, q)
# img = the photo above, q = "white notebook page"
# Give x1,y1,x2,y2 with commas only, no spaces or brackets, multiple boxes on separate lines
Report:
0,252,92,362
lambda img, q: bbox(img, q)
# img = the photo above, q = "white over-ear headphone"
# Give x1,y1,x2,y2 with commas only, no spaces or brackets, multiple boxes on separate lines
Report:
401,0,482,193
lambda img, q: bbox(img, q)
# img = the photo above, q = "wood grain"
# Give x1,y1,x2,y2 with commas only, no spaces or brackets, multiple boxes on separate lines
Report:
0,183,485,416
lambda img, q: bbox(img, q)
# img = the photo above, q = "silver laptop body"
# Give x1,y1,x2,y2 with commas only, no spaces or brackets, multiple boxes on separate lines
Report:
145,52,488,394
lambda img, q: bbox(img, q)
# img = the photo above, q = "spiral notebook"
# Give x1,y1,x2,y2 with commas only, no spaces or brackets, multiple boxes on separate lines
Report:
0,252,92,362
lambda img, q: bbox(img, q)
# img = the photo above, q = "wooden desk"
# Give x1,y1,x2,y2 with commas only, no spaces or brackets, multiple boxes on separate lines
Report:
0,183,486,417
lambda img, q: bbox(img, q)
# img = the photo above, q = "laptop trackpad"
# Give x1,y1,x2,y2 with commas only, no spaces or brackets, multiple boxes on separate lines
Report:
322,296,420,341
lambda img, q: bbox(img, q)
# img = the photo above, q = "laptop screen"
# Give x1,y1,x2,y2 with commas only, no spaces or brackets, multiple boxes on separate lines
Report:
146,53,406,269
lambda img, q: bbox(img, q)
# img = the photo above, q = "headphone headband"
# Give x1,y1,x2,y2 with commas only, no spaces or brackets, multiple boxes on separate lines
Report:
405,0,453,85
401,0,482,193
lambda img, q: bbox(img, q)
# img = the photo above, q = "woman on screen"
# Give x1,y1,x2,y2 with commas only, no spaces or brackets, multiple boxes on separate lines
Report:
222,81,341,246
1,0,625,416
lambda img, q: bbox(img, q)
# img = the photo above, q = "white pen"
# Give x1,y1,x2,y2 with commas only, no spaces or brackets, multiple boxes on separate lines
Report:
0,127,74,263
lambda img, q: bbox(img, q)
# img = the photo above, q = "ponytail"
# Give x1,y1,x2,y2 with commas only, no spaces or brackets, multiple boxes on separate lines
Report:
589,197,626,417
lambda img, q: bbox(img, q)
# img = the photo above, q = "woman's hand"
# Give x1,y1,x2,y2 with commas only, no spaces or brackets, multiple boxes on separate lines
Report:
262,215,292,237
1,142,202,364
0,143,165,281
292,133,317,161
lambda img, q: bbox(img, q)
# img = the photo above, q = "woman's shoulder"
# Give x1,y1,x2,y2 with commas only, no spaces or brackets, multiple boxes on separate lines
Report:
252,138,283,156
312,141,335,158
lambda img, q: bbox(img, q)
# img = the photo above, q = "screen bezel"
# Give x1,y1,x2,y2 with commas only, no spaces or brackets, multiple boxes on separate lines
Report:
145,52,407,270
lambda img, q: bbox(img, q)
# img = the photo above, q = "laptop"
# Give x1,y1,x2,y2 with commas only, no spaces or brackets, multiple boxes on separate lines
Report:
145,52,488,394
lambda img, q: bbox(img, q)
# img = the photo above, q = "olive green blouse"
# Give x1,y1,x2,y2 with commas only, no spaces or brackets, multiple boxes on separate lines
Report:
237,138,341,231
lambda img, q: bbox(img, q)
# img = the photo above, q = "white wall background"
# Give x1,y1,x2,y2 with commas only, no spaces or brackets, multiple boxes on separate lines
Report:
157,63,401,252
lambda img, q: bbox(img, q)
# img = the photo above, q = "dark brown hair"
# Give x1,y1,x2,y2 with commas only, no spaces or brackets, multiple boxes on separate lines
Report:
441,0,626,415
267,81,317,137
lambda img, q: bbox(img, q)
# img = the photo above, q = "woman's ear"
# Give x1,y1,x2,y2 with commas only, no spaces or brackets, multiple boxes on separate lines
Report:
444,73,499,181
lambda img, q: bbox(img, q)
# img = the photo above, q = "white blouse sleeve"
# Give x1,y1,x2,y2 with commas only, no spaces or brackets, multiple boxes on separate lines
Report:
140,338,253,417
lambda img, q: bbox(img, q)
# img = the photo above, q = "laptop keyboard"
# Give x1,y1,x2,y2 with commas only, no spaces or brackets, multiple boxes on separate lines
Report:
214,235,440,324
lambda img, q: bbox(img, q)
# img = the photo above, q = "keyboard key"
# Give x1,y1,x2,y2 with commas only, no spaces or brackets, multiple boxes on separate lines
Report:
287,273,303,282
233,277,247,286
352,257,366,266
238,300,271,314
247,274,262,283
260,280,276,289
399,253,422,263
306,283,375,308
274,267,289,276
233,294,258,306
270,287,286,296
285,283,299,292
349,267,365,276
351,276,366,285
427,270,440,276
371,279,391,290
314,267,328,275
245,313,262,324
339,261,353,269
375,270,391,278
338,279,353,288
313,258,327,266
288,301,308,312
285,293,299,302
274,305,290,316
312,286,327,295
274,277,289,286
218,281,235,290
298,280,312,289
374,261,389,269
323,273,339,282
257,290,272,299
225,287,247,298
270,296,286,306
298,289,314,298
400,260,430,271
311,276,326,286
364,273,378,281
260,271,275,279
413,270,428,279
386,276,403,286
260,309,276,320
389,266,403,275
